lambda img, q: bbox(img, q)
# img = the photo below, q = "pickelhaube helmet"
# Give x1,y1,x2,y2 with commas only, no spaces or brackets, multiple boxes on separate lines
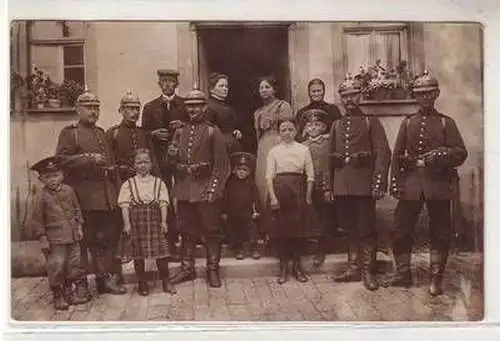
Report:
119,90,141,108
338,73,361,95
412,70,439,93
184,87,207,105
76,85,100,106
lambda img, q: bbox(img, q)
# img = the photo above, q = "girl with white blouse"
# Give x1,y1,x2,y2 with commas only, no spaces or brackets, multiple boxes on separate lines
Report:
266,119,314,284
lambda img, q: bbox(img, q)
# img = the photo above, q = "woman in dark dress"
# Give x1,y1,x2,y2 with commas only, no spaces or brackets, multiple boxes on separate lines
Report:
206,72,243,154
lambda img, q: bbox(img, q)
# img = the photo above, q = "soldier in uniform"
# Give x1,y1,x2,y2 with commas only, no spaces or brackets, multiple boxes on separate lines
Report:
168,88,231,288
329,74,391,291
56,88,127,295
141,69,186,261
383,71,467,296
107,90,158,180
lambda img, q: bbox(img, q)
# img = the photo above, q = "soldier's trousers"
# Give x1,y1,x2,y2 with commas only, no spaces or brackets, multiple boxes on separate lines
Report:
81,210,122,278
162,173,180,247
335,196,377,245
45,243,86,287
391,199,451,273
177,200,224,244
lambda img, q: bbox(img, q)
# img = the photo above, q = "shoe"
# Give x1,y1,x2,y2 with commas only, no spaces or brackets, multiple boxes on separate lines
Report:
380,271,412,288
360,245,379,291
206,242,222,288
156,258,177,295
251,249,261,260
99,274,127,295
206,268,222,288
65,278,91,305
428,275,444,296
293,258,308,283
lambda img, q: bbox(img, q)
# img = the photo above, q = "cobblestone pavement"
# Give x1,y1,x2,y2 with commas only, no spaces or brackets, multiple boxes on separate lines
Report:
10,253,483,322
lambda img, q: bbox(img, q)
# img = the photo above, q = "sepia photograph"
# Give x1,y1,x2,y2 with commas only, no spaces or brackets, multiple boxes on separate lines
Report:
9,20,483,322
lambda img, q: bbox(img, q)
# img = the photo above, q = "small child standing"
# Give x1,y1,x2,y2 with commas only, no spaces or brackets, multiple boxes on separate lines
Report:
118,148,176,296
223,152,262,260
299,109,334,269
29,156,91,310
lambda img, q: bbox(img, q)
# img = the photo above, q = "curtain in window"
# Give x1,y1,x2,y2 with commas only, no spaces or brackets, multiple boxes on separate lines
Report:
346,33,371,76
373,32,400,71
30,45,64,83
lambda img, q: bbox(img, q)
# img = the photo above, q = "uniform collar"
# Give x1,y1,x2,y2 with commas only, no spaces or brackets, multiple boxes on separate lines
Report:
120,120,137,128
161,94,176,102
418,107,439,116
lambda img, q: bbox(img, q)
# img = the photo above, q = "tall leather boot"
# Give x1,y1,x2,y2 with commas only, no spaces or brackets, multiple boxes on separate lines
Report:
332,244,361,282
361,244,379,291
157,257,177,294
381,251,412,288
277,242,289,284
170,237,196,285
52,285,69,311
134,259,149,296
206,242,222,288
428,249,448,296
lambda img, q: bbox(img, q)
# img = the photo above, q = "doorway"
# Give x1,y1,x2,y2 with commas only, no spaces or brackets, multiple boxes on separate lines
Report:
197,24,290,153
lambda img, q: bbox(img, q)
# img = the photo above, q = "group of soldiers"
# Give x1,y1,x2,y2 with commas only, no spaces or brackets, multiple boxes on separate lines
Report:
49,66,466,299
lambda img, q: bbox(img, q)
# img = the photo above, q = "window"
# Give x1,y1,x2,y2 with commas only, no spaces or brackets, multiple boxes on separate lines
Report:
343,23,409,76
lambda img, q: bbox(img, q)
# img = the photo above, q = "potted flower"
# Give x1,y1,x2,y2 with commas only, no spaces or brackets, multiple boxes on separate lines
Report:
46,82,62,108
59,80,84,107
26,66,50,108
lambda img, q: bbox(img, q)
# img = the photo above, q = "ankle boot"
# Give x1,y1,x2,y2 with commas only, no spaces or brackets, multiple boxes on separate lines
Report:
293,256,308,283
332,245,361,282
206,242,222,288
66,278,91,305
157,258,176,295
250,242,261,260
170,237,196,285
100,273,127,295
277,258,288,284
134,259,149,296
312,239,326,268
52,285,69,310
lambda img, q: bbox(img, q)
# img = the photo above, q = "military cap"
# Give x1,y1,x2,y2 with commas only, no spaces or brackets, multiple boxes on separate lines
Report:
230,152,256,170
120,90,141,108
338,73,361,95
184,87,207,105
157,69,180,78
31,155,64,175
76,86,100,106
412,70,439,93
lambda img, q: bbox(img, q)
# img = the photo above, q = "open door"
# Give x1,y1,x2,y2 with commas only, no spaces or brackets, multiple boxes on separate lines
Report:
196,23,290,153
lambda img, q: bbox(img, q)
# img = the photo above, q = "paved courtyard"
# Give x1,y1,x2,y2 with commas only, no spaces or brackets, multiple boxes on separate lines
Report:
10,253,483,322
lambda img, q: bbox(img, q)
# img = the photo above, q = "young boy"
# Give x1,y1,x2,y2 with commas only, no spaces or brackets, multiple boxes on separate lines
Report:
29,156,91,310
223,152,262,260
299,109,334,268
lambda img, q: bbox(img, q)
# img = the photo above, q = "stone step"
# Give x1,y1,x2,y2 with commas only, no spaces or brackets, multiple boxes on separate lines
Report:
120,252,395,284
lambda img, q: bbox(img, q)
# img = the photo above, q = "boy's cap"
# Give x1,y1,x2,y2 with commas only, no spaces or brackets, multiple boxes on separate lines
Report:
230,152,256,170
299,108,327,131
31,156,65,175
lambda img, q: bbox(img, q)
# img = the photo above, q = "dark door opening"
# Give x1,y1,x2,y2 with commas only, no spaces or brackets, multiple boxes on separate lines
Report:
197,25,290,153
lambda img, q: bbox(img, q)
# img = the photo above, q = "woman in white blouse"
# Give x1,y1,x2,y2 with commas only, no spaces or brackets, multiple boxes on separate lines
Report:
266,119,314,284
118,148,176,296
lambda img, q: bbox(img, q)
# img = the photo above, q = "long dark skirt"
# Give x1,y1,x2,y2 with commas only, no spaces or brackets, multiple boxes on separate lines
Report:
265,173,311,239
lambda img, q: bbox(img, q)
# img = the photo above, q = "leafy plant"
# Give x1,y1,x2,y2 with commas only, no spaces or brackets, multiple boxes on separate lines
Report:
59,80,84,107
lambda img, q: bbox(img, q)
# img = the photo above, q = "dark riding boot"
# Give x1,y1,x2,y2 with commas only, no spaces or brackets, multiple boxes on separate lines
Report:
134,259,149,296
332,245,361,282
52,285,69,311
360,245,379,291
157,257,176,295
381,251,413,288
206,242,222,288
428,249,448,296
170,237,196,285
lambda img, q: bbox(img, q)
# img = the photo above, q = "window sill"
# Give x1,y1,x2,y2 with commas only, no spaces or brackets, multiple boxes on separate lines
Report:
359,99,419,116
26,107,77,115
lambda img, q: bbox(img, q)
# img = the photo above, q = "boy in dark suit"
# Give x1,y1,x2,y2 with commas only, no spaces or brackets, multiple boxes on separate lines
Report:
29,156,91,310
223,152,263,260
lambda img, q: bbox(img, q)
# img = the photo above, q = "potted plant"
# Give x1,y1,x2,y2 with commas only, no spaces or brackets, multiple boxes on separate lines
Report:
26,66,50,108
59,80,84,107
46,82,62,108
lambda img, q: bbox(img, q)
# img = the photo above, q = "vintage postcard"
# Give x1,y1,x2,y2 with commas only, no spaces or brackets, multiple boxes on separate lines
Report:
8,19,484,325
